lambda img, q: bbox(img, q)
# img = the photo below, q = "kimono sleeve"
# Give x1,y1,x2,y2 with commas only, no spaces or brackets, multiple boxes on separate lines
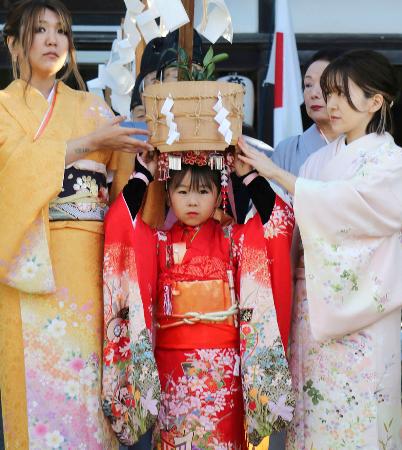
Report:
0,103,65,293
294,145,402,341
263,195,295,349
102,193,161,445
231,210,295,445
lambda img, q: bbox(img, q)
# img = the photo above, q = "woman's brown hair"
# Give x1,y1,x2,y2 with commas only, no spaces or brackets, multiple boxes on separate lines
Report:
320,50,399,134
3,0,86,91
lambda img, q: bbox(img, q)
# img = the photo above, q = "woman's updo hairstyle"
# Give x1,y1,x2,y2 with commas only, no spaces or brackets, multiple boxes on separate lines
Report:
320,50,399,134
302,47,343,77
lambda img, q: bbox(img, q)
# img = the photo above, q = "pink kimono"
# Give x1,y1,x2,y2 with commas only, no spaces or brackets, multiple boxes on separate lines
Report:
287,132,402,449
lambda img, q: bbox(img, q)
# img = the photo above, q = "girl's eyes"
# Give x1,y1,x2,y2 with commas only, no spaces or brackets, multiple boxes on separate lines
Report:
176,189,210,195
304,83,312,89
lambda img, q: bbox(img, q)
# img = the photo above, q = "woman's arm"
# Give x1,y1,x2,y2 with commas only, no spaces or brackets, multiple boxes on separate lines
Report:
238,171,276,223
121,152,157,221
237,136,297,195
65,116,154,166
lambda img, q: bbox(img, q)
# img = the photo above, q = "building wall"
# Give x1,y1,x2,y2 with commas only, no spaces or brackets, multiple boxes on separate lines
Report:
289,0,402,34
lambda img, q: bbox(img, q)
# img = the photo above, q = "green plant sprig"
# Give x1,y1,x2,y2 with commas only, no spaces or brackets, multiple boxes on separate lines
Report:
170,45,229,81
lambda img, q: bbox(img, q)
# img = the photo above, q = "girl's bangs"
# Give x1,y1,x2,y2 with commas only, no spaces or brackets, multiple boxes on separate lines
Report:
169,165,220,192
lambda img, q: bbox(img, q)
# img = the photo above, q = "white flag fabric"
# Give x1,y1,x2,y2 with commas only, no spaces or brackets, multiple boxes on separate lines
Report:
264,0,303,146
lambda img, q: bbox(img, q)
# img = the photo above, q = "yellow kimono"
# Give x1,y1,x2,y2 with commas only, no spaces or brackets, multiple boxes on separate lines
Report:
0,80,120,449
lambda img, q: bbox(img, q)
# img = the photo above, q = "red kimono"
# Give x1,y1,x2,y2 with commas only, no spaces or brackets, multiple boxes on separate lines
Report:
102,183,295,448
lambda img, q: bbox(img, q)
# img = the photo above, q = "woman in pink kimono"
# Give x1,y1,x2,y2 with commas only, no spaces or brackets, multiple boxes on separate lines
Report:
237,50,402,449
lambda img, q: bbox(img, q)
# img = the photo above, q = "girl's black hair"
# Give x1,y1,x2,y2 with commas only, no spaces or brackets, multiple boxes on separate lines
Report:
320,50,399,134
167,164,221,194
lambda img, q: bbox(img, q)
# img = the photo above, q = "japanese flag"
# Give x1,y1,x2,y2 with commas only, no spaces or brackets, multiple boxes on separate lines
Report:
264,0,303,146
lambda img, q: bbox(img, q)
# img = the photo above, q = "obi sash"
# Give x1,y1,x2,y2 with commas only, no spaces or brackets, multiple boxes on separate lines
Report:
49,160,108,221
156,278,239,349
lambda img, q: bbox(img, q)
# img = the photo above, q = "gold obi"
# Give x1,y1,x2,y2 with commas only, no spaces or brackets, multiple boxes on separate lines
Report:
157,278,238,329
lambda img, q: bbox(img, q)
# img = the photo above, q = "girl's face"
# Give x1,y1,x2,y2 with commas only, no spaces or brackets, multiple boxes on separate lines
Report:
303,59,330,124
26,8,69,80
168,170,220,227
326,78,378,142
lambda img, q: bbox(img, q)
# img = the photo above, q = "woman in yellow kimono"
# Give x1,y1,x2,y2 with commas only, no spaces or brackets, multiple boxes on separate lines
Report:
0,1,152,449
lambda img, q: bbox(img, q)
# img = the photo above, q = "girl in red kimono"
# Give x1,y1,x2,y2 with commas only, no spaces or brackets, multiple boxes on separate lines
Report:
102,148,295,449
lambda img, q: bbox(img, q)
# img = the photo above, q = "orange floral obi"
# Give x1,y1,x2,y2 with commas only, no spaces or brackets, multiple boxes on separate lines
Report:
156,278,239,350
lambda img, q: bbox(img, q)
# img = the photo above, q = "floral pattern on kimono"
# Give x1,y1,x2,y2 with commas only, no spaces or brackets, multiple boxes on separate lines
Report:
156,348,244,449
20,290,115,450
287,133,402,450
102,191,295,447
0,80,123,449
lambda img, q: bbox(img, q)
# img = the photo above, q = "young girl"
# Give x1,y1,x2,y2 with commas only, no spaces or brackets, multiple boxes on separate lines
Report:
102,150,295,448
238,50,402,449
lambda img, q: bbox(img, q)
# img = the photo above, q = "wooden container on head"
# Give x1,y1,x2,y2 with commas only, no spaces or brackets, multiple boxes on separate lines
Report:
143,80,244,152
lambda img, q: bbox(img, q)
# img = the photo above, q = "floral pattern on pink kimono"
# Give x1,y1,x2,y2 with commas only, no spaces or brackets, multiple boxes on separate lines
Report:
287,132,402,450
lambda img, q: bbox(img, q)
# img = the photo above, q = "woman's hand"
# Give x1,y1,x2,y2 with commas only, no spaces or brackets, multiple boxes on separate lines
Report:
233,140,253,177
66,116,154,165
237,136,297,195
237,135,278,179
90,116,153,153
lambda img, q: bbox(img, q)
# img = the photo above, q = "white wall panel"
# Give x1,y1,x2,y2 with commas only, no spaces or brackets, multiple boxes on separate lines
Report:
289,0,402,34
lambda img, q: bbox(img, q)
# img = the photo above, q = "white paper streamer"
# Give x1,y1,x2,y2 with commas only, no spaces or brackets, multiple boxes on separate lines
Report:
123,12,142,47
87,0,226,116
117,38,136,65
196,0,233,44
161,94,180,145
213,91,232,144
136,7,162,43
124,0,145,14
87,64,107,99
111,92,131,118
153,0,189,32
106,63,135,95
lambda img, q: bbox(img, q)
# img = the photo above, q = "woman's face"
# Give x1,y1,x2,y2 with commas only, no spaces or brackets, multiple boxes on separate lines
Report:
303,59,330,124
132,104,145,121
168,170,219,227
27,8,69,80
326,78,377,142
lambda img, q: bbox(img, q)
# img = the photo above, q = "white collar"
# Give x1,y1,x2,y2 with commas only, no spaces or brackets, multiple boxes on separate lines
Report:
46,82,57,104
